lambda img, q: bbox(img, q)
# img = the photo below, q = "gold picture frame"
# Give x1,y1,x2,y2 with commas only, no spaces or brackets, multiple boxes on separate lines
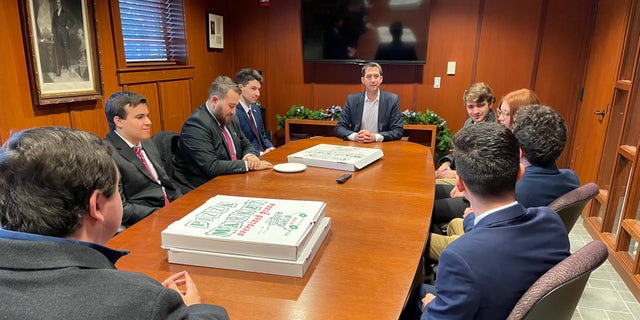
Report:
19,0,103,105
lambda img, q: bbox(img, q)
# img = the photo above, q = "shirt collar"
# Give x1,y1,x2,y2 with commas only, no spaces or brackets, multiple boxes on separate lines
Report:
239,100,251,114
114,131,141,149
474,201,519,225
525,162,560,172
365,90,380,103
0,228,129,264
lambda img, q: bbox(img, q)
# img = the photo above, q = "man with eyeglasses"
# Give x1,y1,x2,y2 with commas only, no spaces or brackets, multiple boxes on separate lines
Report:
335,61,403,143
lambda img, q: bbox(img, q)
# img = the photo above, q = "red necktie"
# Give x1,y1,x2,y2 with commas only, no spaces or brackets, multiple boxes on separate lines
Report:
132,146,170,205
220,125,237,160
248,109,264,151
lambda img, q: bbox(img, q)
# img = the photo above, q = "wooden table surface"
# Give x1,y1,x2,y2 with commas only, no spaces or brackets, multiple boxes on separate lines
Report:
106,137,434,319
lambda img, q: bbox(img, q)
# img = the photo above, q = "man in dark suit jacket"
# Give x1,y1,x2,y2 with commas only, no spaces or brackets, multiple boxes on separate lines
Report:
419,122,570,320
235,68,275,155
0,127,228,320
335,61,403,143
430,104,579,232
104,91,181,226
173,76,272,193
428,104,581,261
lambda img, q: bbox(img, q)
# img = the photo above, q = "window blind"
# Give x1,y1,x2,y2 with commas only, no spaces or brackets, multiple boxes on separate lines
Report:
119,0,186,63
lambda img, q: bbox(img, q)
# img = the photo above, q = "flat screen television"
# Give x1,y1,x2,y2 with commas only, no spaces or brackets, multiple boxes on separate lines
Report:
301,0,430,65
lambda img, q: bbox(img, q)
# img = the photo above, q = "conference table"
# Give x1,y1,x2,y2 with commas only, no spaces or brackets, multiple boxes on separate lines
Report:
107,137,434,319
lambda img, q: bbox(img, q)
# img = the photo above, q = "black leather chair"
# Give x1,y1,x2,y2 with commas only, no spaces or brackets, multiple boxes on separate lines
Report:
150,131,179,179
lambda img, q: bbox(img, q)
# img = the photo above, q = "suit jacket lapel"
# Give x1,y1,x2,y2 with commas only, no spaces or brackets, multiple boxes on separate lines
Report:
353,93,366,131
201,105,231,158
106,131,156,182
248,105,262,138
228,119,242,151
141,140,165,181
377,91,386,129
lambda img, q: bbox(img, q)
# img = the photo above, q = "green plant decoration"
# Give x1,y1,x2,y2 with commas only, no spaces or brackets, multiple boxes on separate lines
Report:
401,110,453,162
277,105,453,162
276,105,342,129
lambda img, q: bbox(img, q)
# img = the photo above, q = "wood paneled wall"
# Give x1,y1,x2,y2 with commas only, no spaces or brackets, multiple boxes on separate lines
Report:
0,0,596,161
229,0,596,157
0,0,233,141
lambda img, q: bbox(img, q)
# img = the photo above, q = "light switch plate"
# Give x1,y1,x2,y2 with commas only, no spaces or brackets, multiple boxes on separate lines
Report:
447,61,456,75
434,77,441,88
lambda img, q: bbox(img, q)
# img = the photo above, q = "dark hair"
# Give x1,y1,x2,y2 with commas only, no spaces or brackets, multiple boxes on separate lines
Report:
105,91,147,131
361,61,383,77
389,21,403,39
453,122,520,198
208,76,241,100
0,127,117,237
235,68,263,85
512,104,567,167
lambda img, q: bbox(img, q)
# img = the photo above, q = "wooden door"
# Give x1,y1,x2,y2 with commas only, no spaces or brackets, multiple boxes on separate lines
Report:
569,0,630,184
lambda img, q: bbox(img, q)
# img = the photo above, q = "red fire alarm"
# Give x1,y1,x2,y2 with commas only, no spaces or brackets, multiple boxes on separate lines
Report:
259,0,269,6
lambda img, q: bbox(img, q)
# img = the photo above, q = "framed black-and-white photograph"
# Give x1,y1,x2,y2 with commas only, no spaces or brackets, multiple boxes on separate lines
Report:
20,0,102,105
207,13,223,50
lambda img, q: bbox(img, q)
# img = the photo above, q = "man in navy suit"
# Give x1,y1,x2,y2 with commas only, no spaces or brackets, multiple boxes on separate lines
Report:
428,104,580,260
104,91,181,227
419,122,570,320
334,61,403,143
235,68,275,155
173,76,272,193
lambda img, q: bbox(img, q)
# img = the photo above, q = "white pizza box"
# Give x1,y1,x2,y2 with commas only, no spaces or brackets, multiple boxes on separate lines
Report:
287,143,384,171
166,217,331,277
161,195,326,261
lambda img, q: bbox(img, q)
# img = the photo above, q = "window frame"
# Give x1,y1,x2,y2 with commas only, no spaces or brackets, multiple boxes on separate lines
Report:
109,0,193,85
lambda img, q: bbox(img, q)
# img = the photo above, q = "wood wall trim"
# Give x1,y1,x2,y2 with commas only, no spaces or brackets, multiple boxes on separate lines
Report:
116,66,195,85
530,0,548,88
107,0,127,69
470,0,484,82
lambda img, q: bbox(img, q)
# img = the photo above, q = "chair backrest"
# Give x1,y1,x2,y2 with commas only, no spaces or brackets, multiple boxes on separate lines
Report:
548,182,599,232
507,240,608,320
150,131,180,179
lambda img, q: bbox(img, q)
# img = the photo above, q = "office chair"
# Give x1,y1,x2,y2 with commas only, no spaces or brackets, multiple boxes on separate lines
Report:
150,131,180,179
548,182,599,233
507,240,608,320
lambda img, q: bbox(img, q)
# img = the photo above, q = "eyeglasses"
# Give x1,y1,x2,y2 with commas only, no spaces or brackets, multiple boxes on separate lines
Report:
497,108,510,117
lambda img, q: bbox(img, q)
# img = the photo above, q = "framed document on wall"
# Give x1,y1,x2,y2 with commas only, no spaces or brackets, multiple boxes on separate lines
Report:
19,0,103,105
207,13,223,50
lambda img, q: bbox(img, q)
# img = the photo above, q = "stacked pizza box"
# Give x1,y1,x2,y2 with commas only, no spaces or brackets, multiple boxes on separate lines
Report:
287,143,384,171
161,195,330,277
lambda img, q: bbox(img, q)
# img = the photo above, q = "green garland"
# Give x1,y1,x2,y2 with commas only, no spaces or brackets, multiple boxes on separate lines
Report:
276,105,342,129
277,105,453,161
401,110,453,162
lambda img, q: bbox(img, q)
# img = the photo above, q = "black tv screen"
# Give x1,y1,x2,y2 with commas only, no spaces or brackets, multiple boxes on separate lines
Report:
301,0,430,65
